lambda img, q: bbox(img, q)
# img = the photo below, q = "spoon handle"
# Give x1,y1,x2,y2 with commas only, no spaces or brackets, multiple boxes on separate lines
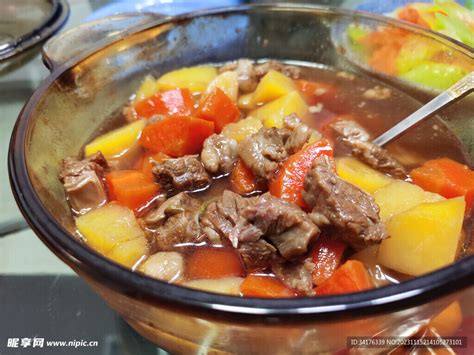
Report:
374,72,474,147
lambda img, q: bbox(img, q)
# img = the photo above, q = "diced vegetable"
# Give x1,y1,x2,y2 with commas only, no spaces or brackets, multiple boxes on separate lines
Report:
221,116,263,143
196,88,240,133
76,203,145,255
186,248,244,280
251,91,309,128
411,158,474,211
336,157,393,194
134,75,159,102
230,159,260,195
310,238,346,285
240,274,298,298
156,66,217,93
316,260,373,295
269,140,333,209
378,197,465,276
107,236,148,268
106,170,159,212
237,92,255,111
141,151,169,180
428,301,463,337
374,180,444,221
134,88,195,119
294,79,337,105
251,70,296,105
141,252,184,282
185,277,244,295
395,36,441,74
399,62,467,90
139,115,214,157
84,120,145,158
204,71,239,102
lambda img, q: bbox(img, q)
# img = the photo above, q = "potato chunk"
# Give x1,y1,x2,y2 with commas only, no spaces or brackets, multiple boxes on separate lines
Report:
336,157,392,194
134,75,159,102
107,237,148,268
76,203,145,255
221,116,263,143
85,120,145,159
156,66,217,93
184,277,244,295
251,91,308,128
142,252,184,282
204,71,239,102
374,180,444,221
378,197,465,276
251,70,296,105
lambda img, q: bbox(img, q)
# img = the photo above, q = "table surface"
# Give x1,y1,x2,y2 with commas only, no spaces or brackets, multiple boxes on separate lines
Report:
0,1,427,354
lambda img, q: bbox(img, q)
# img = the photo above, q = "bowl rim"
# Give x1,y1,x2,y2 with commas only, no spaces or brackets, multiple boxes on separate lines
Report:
9,3,474,320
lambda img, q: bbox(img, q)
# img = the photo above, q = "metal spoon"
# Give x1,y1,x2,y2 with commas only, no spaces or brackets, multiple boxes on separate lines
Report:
374,72,474,147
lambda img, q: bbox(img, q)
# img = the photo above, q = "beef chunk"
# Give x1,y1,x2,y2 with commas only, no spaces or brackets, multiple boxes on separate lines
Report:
303,155,388,250
142,193,204,250
59,152,108,214
152,155,211,196
330,120,407,179
243,194,320,260
219,59,301,93
238,239,277,271
200,134,238,175
272,259,315,295
200,190,261,246
238,115,313,179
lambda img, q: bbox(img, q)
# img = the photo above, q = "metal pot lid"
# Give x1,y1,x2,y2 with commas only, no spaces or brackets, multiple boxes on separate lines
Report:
0,0,69,63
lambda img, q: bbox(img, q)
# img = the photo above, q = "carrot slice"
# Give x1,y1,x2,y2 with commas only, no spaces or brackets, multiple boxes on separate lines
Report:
196,88,240,133
411,158,474,212
269,140,333,209
294,80,337,105
230,159,262,195
134,88,195,118
310,238,346,286
139,115,214,157
105,170,159,212
240,274,298,298
186,248,244,280
316,260,373,295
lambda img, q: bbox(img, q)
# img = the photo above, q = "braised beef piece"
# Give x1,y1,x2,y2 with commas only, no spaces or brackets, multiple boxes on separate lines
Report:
330,120,407,179
238,240,277,271
238,115,313,179
200,190,261,246
219,59,301,93
272,259,315,295
303,155,388,250
243,194,320,260
142,193,205,250
201,134,239,175
152,155,211,196
59,152,109,214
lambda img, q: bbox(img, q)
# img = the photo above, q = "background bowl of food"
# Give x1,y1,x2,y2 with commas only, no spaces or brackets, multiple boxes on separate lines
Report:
9,4,474,353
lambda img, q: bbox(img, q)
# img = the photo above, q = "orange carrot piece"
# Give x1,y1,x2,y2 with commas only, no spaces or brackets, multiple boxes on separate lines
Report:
134,88,195,118
141,152,170,180
316,260,373,295
186,248,244,280
196,88,240,133
105,170,159,212
139,115,214,157
294,80,337,105
230,159,262,195
269,140,333,209
310,238,346,286
240,274,298,298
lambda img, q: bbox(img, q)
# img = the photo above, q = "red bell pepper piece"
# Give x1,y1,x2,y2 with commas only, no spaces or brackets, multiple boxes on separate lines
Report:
240,274,298,298
310,238,347,286
186,248,244,280
316,260,373,295
410,158,474,212
269,140,333,209
139,115,214,157
134,88,195,118
196,88,240,133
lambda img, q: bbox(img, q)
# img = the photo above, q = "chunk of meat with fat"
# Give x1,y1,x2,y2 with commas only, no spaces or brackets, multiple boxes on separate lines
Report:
219,59,301,93
272,259,315,295
303,155,388,250
330,120,407,179
238,115,313,179
152,155,211,196
59,152,109,215
142,193,205,250
238,240,277,271
200,134,238,175
243,193,320,260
